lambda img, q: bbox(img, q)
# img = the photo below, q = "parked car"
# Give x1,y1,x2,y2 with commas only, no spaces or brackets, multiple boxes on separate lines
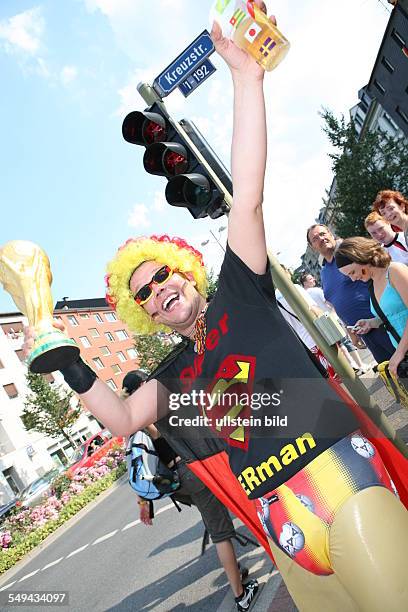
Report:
0,498,18,522
66,430,124,475
16,466,65,509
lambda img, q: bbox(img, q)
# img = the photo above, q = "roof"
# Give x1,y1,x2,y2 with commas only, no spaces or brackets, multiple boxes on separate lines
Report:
54,298,109,311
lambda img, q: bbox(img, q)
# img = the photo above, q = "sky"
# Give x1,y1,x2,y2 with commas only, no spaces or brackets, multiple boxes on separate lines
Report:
0,0,392,313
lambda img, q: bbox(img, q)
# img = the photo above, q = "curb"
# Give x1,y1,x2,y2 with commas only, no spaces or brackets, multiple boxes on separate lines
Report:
0,474,127,586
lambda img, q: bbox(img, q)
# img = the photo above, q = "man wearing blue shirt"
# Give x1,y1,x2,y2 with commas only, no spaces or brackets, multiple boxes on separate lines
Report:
307,224,394,363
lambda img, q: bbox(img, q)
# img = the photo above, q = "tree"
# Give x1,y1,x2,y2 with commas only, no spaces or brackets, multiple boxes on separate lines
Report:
206,268,219,302
22,372,81,448
321,108,408,237
134,334,176,373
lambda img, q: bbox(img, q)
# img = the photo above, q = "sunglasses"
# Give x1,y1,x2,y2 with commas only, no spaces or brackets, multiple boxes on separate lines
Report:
133,265,174,305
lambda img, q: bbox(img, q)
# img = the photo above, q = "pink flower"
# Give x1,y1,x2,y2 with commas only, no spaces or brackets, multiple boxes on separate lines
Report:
0,531,12,549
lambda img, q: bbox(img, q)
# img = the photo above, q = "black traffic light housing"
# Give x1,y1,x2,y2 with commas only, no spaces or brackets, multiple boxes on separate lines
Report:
122,104,231,219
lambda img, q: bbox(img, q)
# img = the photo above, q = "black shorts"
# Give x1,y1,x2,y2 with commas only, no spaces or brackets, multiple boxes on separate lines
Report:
176,462,235,544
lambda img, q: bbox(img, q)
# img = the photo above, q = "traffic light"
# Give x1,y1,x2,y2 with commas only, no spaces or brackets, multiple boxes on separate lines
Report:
122,104,230,219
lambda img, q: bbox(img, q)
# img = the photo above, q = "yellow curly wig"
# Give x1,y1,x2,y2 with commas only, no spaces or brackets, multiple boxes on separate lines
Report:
105,235,208,335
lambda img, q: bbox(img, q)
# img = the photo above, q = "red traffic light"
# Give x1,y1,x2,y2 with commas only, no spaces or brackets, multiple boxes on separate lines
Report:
143,143,189,177
122,111,167,146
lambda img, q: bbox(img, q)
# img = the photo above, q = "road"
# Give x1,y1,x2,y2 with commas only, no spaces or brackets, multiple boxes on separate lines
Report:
0,479,269,612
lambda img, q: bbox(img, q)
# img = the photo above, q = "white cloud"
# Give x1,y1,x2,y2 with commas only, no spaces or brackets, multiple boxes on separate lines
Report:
152,191,166,212
83,0,190,64
0,7,44,55
60,65,78,86
128,203,151,228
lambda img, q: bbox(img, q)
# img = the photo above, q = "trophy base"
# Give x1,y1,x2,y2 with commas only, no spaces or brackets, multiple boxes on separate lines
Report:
28,333,80,374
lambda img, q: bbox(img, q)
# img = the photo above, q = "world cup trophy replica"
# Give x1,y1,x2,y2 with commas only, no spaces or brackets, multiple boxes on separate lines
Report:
0,240,79,373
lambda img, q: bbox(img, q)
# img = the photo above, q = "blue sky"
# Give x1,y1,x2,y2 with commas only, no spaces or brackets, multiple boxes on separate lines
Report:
0,0,391,313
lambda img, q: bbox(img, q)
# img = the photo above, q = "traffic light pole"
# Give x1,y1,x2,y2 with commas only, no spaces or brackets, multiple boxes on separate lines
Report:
137,83,232,207
269,253,408,458
137,82,407,458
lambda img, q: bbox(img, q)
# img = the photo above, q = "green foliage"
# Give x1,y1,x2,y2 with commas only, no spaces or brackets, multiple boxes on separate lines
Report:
0,464,126,575
206,268,219,301
51,473,72,498
22,372,81,442
134,334,176,373
321,108,408,237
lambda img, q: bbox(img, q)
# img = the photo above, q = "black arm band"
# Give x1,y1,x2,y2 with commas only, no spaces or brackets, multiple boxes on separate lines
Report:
60,357,97,394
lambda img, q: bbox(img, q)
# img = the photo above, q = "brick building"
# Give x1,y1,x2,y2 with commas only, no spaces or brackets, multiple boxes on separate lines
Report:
54,298,139,392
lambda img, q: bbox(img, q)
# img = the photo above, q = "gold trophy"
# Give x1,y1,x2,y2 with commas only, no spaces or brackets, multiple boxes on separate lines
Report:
0,240,79,373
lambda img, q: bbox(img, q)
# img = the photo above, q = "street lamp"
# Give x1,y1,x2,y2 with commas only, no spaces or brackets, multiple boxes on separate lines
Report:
201,226,227,253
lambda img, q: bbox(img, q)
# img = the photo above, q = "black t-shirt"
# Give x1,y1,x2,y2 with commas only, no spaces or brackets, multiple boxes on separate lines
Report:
155,245,358,499
152,437,178,465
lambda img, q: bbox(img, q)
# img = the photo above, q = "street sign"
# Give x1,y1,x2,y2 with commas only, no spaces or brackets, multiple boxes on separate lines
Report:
178,58,216,98
153,30,215,97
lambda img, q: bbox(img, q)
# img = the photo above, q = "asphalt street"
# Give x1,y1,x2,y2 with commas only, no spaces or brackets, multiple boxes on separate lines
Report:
0,479,269,612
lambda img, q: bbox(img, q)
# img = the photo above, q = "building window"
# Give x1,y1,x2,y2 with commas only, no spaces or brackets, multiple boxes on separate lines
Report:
396,106,408,125
2,468,19,495
106,379,117,391
94,313,103,323
89,328,100,338
116,351,126,363
116,329,129,341
67,315,79,326
374,79,386,95
381,56,394,73
391,28,406,49
127,348,138,359
105,312,117,322
105,332,114,342
100,346,111,356
79,336,91,348
79,313,90,319
382,111,399,130
112,364,122,375
3,383,18,399
92,357,104,370
1,322,23,337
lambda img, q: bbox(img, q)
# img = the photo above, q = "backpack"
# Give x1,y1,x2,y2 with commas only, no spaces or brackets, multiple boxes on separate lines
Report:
126,431,180,501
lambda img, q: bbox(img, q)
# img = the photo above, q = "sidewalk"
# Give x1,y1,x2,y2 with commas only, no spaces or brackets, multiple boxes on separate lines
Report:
216,522,297,612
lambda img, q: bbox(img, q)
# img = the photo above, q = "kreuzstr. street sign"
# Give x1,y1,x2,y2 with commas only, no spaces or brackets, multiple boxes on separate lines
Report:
178,58,216,98
153,30,215,97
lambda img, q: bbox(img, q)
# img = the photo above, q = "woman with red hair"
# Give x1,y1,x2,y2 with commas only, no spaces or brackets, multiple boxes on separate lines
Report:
373,189,408,244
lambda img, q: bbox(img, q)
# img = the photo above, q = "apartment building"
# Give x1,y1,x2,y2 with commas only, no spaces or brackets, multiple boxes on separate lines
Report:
54,298,139,392
0,313,101,505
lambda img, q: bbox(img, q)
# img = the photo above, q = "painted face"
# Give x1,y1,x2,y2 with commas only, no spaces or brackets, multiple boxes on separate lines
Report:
379,199,405,226
308,226,336,256
338,262,369,282
366,220,394,244
129,260,201,332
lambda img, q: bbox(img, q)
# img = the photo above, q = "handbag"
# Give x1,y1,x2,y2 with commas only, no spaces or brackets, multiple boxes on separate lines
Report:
368,279,408,398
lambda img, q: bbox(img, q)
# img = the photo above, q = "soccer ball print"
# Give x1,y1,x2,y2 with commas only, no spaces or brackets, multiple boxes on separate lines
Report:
279,521,305,557
350,435,375,459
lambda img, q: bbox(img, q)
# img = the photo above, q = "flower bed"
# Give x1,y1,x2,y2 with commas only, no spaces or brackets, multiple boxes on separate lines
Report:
0,446,126,575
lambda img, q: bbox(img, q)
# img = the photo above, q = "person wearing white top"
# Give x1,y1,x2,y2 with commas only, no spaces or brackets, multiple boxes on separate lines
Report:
365,211,408,265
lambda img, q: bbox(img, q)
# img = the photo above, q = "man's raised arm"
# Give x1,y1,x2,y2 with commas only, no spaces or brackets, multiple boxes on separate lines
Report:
211,4,274,274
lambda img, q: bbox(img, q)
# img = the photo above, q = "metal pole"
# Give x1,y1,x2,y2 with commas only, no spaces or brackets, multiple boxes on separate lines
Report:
269,251,408,458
